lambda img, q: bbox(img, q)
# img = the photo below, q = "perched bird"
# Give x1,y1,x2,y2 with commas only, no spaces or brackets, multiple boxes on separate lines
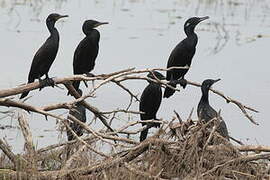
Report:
72,20,108,92
66,89,86,141
164,16,209,98
20,13,68,99
197,79,229,140
139,71,165,142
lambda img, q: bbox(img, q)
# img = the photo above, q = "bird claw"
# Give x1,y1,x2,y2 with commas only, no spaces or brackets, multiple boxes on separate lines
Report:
47,78,55,87
86,73,95,77
82,73,94,87
179,78,187,89
39,78,55,91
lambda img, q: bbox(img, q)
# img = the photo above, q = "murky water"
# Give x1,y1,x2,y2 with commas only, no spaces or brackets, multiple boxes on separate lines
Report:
0,0,269,152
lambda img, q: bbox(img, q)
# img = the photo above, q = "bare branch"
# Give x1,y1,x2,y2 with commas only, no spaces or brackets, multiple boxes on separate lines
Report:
17,112,37,170
201,153,270,177
0,139,27,168
186,80,259,125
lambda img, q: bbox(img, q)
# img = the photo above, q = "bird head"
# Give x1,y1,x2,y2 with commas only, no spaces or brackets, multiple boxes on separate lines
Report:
184,16,209,35
46,13,68,24
82,20,108,35
147,71,165,83
201,79,221,90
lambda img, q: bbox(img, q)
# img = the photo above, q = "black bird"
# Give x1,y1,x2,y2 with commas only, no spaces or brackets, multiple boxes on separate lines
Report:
66,89,86,141
197,79,229,140
20,13,68,99
72,20,108,92
164,16,209,98
139,71,165,142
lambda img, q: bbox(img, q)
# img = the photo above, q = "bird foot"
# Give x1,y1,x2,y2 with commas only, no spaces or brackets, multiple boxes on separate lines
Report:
178,78,187,89
86,72,95,77
82,73,94,88
153,118,161,128
39,78,55,91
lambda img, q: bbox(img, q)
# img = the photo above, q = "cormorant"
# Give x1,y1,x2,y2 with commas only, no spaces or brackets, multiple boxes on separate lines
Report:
66,89,86,141
20,13,68,99
197,79,229,140
164,16,209,98
139,71,165,142
72,20,108,92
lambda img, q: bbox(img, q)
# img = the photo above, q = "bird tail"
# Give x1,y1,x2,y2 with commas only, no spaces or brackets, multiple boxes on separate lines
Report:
20,78,34,99
140,128,149,142
73,81,80,92
67,130,75,141
68,81,81,95
217,120,229,140
163,81,177,98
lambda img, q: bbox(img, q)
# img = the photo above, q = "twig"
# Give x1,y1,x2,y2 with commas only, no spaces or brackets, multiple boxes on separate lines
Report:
67,114,115,147
111,80,139,101
0,68,135,98
0,139,27,169
201,153,270,177
101,109,143,115
198,117,219,176
124,162,167,180
42,138,171,178
63,119,109,158
237,145,270,152
229,136,244,145
173,110,183,123
17,112,37,171
64,83,115,132
186,80,259,125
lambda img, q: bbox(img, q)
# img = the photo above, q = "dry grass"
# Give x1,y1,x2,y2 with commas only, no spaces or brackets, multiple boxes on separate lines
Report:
0,117,269,180
0,68,264,179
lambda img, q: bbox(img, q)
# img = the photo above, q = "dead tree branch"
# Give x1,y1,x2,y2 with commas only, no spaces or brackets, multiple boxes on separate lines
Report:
17,112,37,171
186,80,259,125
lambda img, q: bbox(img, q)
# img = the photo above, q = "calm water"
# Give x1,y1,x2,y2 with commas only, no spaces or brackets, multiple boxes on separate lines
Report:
0,0,269,152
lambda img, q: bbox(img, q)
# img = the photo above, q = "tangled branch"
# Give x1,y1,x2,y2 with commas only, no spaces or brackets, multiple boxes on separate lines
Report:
0,67,262,179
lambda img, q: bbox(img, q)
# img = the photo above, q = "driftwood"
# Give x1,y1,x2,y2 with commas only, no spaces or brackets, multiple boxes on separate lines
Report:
0,67,264,180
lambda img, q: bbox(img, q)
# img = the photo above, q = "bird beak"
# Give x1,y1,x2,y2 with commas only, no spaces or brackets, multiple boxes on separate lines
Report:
214,78,221,83
198,16,209,22
57,15,68,20
94,22,109,28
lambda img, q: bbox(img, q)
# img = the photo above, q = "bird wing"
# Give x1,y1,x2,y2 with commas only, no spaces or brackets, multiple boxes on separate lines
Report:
139,84,162,120
166,39,195,80
28,37,58,80
73,31,100,74
197,103,218,122
69,104,86,123
217,120,229,139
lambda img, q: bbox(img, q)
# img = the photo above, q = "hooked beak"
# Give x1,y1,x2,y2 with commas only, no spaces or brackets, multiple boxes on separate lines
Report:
213,78,221,83
94,22,109,28
57,15,68,20
198,16,209,22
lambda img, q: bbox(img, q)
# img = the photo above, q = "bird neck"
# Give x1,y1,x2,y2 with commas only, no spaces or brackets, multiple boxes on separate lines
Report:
184,27,198,46
85,29,100,44
46,21,57,34
200,88,210,104
47,23,59,41
83,28,97,36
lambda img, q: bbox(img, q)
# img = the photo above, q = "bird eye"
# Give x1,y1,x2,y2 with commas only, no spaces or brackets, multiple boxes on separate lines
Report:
185,22,190,27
